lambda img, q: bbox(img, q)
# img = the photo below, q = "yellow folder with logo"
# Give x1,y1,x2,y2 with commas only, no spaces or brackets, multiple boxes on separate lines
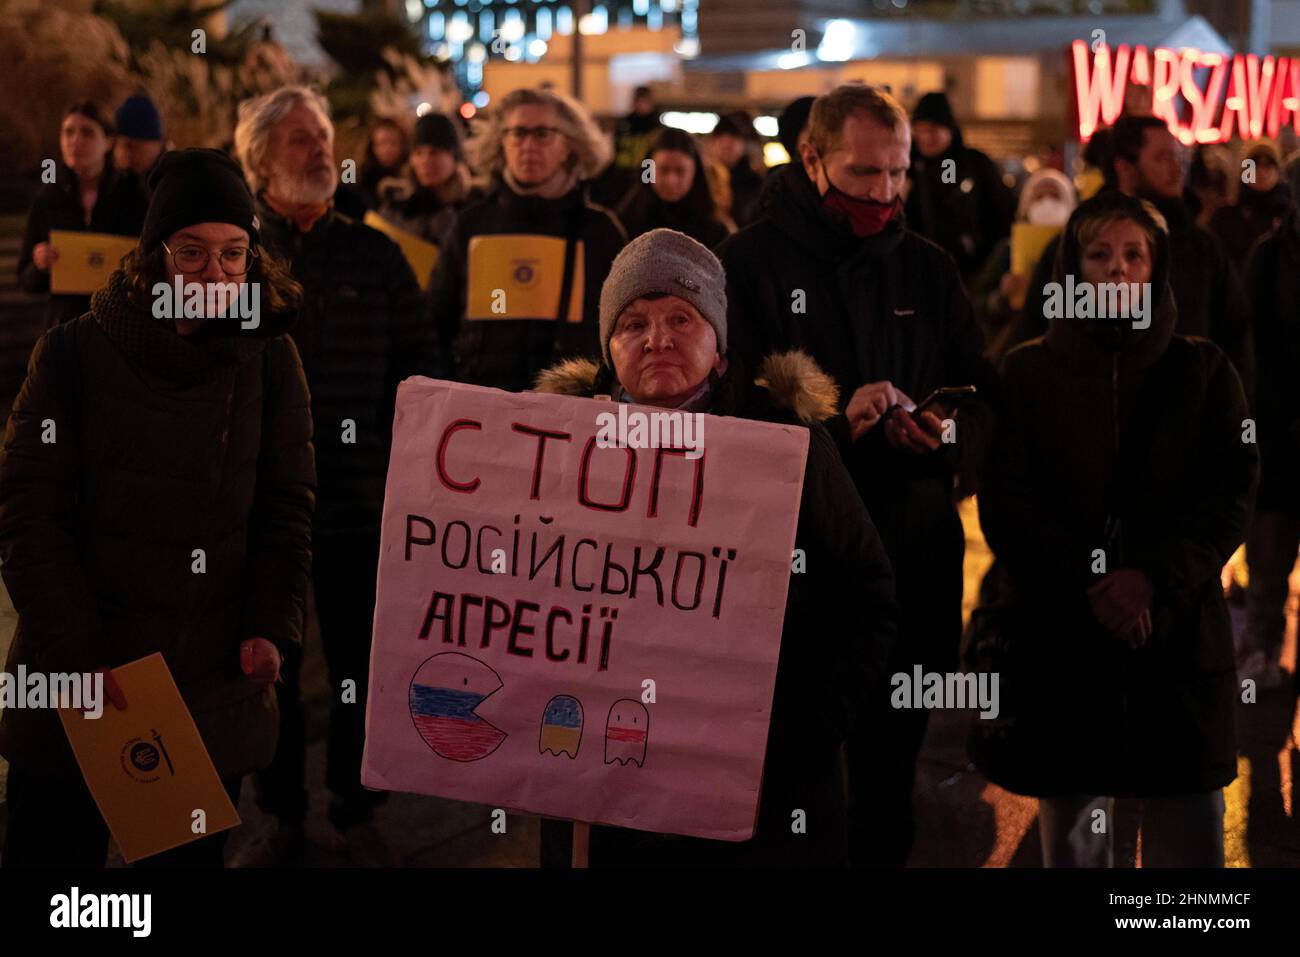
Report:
466,234,584,322
364,210,440,291
48,230,138,295
58,653,240,863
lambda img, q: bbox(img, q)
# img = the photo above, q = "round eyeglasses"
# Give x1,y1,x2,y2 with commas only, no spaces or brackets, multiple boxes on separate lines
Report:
162,241,258,276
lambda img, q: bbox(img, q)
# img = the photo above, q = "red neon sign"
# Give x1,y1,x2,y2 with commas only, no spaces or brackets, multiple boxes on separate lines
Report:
1073,40,1300,143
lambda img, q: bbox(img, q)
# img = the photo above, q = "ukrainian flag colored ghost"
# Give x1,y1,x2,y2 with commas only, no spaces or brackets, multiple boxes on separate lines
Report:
539,694,583,758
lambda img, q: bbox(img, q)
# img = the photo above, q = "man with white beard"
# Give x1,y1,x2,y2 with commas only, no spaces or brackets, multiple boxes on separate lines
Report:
233,86,436,861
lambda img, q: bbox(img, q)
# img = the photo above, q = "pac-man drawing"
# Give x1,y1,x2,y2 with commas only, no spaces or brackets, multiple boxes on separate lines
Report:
408,652,507,761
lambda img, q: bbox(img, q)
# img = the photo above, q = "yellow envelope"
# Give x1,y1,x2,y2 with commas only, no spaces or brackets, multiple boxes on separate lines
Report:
58,653,240,863
1010,223,1061,278
48,230,137,295
364,210,441,291
466,234,585,322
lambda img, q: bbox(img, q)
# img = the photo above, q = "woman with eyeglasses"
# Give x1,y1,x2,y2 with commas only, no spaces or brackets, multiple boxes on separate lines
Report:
427,87,627,391
18,102,149,329
0,149,316,868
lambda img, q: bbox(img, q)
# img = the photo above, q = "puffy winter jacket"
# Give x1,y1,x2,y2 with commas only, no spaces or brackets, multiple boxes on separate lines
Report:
0,269,315,779
534,350,898,865
972,193,1258,798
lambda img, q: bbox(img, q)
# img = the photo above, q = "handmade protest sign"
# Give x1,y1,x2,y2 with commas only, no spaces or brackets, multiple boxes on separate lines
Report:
362,379,808,841
58,653,240,863
49,230,138,294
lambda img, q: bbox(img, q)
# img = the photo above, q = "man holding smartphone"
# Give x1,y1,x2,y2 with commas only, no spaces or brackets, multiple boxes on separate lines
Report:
718,84,998,867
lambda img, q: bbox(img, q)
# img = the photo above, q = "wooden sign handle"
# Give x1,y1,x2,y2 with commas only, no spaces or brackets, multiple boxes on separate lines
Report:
571,821,590,868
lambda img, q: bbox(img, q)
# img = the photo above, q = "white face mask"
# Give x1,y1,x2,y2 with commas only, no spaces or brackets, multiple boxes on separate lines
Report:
1027,198,1072,227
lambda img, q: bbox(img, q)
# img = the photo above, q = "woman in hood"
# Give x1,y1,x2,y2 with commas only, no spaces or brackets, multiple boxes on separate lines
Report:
533,228,898,866
970,192,1258,867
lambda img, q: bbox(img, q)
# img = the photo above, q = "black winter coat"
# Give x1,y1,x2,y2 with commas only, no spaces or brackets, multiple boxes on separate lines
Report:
1210,183,1291,273
376,173,471,249
971,197,1258,798
533,350,898,866
428,176,626,392
255,200,433,535
0,270,316,779
1246,208,1300,510
18,165,148,328
718,163,997,673
614,190,731,249
905,136,1014,284
1012,193,1254,401
726,158,766,229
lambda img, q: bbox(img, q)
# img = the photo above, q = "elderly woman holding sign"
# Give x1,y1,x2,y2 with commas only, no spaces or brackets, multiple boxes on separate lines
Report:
534,228,898,866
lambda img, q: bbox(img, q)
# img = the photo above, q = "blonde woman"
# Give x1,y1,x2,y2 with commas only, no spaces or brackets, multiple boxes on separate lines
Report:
429,87,626,391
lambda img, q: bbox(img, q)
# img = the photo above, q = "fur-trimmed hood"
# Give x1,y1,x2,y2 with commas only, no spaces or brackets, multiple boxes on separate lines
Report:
532,350,840,425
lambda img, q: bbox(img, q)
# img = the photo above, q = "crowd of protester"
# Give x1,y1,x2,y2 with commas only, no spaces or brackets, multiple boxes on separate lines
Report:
5,75,1298,869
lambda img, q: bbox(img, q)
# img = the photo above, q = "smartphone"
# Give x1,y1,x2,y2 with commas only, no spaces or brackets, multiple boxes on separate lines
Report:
912,385,978,417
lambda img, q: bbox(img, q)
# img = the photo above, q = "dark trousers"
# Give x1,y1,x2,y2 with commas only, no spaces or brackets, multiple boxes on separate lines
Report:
846,686,932,868
2,763,241,868
258,526,382,826
256,638,309,823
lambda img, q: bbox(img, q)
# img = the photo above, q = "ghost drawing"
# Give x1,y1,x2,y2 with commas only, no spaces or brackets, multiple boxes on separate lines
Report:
539,695,583,758
604,699,649,767
408,653,507,761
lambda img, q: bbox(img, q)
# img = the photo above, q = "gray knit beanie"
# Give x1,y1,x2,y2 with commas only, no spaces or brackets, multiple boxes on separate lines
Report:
599,228,728,366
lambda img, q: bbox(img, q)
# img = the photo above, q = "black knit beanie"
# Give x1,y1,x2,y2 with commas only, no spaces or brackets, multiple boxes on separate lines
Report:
413,113,462,159
140,148,260,252
912,92,957,131
778,96,815,158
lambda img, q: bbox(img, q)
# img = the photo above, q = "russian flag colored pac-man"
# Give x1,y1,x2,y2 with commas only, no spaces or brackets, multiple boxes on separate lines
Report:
408,653,507,762
539,694,583,758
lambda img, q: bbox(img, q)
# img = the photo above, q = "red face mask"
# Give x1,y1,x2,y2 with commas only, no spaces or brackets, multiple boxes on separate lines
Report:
823,181,900,237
